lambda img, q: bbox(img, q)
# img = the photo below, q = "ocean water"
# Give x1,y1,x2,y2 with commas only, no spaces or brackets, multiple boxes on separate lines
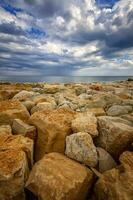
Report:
0,76,132,83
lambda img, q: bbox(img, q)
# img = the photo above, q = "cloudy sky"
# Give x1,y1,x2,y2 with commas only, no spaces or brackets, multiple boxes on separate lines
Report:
0,0,133,78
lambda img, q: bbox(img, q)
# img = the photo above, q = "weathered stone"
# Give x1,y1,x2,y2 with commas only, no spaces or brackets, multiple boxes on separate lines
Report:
0,100,30,125
97,147,117,173
22,100,35,112
26,152,93,200
0,133,34,167
30,108,75,161
107,105,132,116
0,149,28,200
0,132,33,200
31,102,56,114
94,151,133,200
65,132,98,167
95,116,133,159
12,119,37,141
86,107,106,116
13,90,38,101
0,124,12,135
71,112,98,138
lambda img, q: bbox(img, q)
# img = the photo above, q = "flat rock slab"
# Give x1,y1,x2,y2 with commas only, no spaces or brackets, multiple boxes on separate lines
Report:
26,152,93,200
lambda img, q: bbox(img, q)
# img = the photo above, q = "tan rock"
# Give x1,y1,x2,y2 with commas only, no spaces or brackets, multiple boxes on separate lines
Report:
0,131,33,200
0,100,30,125
71,112,98,137
31,102,56,114
65,132,98,167
30,108,75,161
94,151,133,200
0,124,12,135
22,100,35,112
13,90,38,101
95,116,133,159
12,119,37,141
26,152,93,200
0,133,34,167
107,105,132,116
0,149,28,200
97,147,117,173
87,107,106,116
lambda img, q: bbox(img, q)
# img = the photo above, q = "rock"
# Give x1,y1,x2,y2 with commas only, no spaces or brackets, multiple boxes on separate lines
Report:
0,149,28,200
22,100,35,112
0,124,12,135
86,107,106,116
43,84,65,94
95,116,133,159
0,100,30,125
26,152,93,200
32,94,57,105
107,105,132,116
0,133,34,167
97,147,117,173
31,102,56,114
0,131,34,200
0,89,19,101
65,132,98,167
12,119,37,141
94,151,133,200
71,112,98,138
30,108,75,161
13,90,38,101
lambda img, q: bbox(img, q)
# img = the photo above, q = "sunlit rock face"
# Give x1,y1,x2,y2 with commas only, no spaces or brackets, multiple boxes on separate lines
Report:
26,152,94,200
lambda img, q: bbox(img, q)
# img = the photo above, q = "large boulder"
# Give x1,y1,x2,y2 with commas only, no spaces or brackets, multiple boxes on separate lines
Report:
13,90,38,101
31,102,56,114
95,116,133,159
97,147,117,173
26,152,93,200
107,105,132,116
0,131,33,200
30,108,75,161
0,100,30,125
94,151,133,200
65,132,98,167
71,112,98,138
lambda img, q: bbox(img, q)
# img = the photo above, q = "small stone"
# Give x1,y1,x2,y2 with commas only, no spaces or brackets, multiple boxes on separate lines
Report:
65,132,98,167
12,119,37,141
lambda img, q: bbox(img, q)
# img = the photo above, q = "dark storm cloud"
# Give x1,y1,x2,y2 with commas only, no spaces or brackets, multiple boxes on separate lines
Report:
0,22,25,35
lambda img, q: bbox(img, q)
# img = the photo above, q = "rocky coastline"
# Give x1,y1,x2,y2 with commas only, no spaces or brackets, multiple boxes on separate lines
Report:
0,79,133,200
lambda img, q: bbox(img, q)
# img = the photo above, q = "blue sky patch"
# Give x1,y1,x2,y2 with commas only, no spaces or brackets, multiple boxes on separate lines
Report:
26,27,45,39
96,0,120,8
0,1,22,15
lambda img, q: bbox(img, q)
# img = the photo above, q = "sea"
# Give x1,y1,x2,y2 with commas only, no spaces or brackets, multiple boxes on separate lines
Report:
0,76,133,83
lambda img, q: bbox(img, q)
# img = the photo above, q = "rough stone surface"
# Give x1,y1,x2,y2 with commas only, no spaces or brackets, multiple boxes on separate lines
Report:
65,132,98,167
71,112,98,137
30,108,75,161
26,152,93,200
22,100,35,112
12,119,37,141
94,151,133,200
0,131,33,200
107,105,132,116
97,147,117,173
13,90,38,101
0,124,12,135
0,100,30,125
95,116,133,159
31,102,56,114
86,107,106,116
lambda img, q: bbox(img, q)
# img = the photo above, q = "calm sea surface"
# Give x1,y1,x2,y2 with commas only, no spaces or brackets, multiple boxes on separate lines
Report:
0,76,132,83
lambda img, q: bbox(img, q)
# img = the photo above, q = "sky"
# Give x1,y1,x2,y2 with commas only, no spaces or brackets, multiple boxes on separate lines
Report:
0,0,133,77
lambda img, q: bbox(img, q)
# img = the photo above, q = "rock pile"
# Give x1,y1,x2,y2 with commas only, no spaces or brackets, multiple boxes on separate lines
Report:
0,80,132,200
